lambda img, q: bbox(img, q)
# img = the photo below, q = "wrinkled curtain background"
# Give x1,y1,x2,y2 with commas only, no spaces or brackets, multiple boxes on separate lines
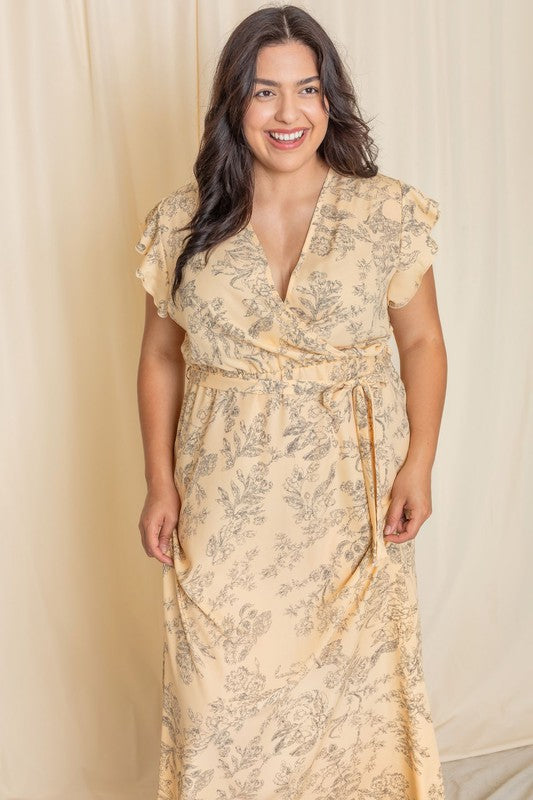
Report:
1,1,531,798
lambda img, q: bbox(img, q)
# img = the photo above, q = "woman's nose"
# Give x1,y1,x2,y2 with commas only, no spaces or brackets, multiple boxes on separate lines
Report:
274,94,301,123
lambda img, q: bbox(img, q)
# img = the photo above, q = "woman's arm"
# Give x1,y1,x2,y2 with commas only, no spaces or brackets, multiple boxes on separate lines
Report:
136,295,186,565
384,267,448,543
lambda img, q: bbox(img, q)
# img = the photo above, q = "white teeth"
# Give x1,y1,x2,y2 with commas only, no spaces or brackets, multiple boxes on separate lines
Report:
269,130,305,141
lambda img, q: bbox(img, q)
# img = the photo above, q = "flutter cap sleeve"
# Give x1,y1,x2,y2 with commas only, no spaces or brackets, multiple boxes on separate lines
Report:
387,182,440,308
134,200,173,318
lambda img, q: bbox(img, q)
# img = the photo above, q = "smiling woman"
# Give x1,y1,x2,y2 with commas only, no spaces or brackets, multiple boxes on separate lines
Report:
244,45,329,166
240,41,333,303
133,5,447,799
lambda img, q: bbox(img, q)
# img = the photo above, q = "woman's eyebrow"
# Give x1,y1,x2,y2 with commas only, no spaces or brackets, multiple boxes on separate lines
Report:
253,75,320,87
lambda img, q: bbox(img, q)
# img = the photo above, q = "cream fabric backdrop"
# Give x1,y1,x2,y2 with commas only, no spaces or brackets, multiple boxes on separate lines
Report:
2,1,531,797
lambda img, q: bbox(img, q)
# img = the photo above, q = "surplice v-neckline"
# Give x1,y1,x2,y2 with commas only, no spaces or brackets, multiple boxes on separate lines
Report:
246,164,332,308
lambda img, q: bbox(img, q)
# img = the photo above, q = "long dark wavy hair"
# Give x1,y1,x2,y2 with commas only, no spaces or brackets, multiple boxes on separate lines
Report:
171,4,379,303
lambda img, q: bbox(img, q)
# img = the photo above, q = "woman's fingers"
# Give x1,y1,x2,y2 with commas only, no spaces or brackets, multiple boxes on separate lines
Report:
384,501,425,543
143,512,178,566
385,508,418,542
383,496,405,539
138,490,181,566
152,516,176,566
383,461,433,544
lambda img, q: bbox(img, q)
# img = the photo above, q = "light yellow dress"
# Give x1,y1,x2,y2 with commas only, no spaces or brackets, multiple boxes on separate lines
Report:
135,166,445,800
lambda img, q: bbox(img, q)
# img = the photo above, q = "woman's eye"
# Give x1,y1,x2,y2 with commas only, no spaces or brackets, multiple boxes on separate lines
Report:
254,86,320,98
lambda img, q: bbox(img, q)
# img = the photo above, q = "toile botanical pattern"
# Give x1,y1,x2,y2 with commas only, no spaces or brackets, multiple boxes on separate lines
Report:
134,165,444,799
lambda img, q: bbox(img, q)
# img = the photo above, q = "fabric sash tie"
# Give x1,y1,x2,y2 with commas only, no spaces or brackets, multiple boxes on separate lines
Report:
185,342,393,572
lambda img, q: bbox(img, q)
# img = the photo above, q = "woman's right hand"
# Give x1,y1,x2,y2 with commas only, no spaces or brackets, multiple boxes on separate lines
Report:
138,481,181,566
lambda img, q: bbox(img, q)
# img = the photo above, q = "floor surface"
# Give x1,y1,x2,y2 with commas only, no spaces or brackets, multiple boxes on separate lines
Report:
441,744,533,799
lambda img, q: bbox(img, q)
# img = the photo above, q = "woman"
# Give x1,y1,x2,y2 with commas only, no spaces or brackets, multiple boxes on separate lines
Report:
135,5,447,799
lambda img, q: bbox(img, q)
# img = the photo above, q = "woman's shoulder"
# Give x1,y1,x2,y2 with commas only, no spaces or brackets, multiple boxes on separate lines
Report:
157,175,199,222
330,168,397,191
336,170,438,216
330,169,401,206
373,170,439,211
359,170,403,198
136,176,198,263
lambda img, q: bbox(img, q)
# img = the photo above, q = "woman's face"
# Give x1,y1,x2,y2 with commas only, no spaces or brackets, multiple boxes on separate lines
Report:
242,41,330,174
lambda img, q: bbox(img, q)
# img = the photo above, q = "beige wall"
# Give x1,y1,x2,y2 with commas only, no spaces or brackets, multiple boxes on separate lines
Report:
1,1,531,797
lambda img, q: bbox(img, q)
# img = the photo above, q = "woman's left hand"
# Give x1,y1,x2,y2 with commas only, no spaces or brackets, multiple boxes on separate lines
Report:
383,459,433,543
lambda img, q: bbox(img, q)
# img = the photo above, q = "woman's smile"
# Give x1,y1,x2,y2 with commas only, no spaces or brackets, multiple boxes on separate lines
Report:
264,128,309,149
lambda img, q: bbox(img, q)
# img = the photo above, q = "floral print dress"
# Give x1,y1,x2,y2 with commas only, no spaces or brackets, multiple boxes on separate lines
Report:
134,165,445,800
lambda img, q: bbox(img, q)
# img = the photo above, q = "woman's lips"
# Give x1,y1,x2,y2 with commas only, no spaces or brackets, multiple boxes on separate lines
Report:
264,129,309,149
